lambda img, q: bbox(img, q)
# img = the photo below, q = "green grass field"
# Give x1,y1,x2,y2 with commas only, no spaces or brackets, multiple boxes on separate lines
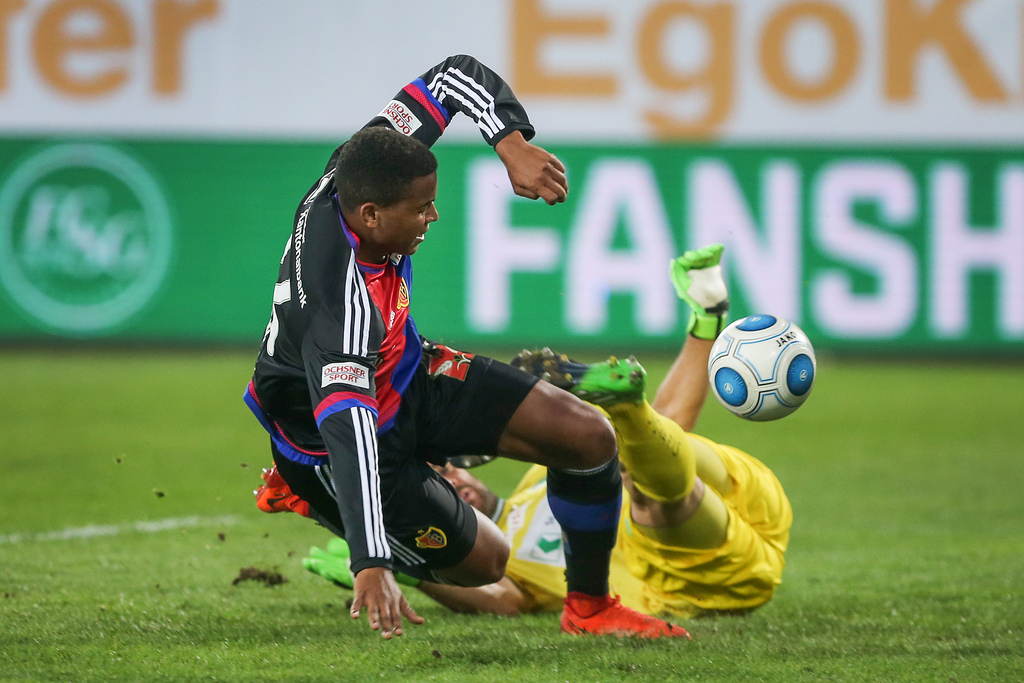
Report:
1,349,1022,682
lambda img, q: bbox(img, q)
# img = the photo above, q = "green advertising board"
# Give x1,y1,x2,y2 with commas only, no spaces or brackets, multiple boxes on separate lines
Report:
0,137,1021,354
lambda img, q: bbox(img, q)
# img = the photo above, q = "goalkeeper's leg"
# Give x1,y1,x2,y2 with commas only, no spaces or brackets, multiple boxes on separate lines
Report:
616,243,734,542
511,347,731,549
602,377,730,550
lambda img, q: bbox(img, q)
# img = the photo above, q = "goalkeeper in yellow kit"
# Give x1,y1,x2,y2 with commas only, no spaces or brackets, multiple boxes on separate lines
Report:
290,244,793,621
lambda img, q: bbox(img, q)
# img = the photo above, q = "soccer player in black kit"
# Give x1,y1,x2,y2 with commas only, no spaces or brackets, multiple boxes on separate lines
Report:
245,55,689,640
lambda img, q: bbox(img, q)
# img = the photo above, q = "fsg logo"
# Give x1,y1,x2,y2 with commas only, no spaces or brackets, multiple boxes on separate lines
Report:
0,143,172,334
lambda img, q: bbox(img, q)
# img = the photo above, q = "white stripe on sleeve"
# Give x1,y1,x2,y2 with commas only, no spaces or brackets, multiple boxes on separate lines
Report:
448,68,504,135
429,69,502,138
386,535,426,566
342,256,371,356
353,406,390,560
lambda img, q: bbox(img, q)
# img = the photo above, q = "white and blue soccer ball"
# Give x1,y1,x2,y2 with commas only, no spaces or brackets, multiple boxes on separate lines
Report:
708,315,816,421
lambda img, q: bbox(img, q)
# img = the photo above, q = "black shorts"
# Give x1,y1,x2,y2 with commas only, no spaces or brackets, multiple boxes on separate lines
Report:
273,343,538,579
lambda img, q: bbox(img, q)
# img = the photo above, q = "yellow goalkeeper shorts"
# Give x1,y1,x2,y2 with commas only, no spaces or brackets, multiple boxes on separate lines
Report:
615,437,792,618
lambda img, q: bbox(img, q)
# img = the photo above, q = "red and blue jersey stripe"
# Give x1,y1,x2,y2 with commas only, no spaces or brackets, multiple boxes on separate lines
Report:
314,391,379,427
403,78,451,131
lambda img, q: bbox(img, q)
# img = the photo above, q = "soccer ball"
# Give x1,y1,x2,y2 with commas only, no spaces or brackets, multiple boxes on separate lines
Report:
708,315,816,421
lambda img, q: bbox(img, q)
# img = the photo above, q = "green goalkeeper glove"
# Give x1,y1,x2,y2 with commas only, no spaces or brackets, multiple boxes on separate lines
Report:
303,538,354,589
302,538,420,589
669,244,730,341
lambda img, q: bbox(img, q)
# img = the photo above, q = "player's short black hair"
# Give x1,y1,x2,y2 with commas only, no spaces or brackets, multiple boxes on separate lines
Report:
334,126,438,212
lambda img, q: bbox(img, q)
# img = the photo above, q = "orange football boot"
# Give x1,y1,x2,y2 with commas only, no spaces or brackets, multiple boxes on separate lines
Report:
560,592,691,639
254,465,311,517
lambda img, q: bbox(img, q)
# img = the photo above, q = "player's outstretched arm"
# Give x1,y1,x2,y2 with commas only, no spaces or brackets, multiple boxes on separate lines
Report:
670,243,729,342
650,336,714,434
495,131,568,205
651,244,729,432
350,567,425,639
304,537,529,617
418,577,532,617
361,55,565,204
365,54,535,150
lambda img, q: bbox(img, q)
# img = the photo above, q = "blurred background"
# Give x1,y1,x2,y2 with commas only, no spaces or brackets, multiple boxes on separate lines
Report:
1,0,1021,356
2,7,1023,679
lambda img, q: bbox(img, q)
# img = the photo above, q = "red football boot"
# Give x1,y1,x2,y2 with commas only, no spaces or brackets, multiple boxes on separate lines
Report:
254,466,311,517
560,592,691,639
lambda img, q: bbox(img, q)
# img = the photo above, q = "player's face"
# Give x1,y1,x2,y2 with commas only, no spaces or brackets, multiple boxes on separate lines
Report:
440,465,491,512
371,173,439,259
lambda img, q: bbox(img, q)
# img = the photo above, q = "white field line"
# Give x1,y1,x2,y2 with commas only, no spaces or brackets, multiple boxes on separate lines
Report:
0,515,241,544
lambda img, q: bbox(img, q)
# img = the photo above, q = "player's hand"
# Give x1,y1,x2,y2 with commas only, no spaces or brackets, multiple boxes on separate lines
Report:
494,131,568,205
350,566,425,639
670,244,730,341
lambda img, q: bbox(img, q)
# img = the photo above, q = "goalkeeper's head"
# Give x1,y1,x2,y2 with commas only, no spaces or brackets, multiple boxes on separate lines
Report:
438,463,500,519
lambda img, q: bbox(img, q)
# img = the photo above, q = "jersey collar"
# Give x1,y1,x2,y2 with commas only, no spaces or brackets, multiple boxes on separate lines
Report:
334,192,389,274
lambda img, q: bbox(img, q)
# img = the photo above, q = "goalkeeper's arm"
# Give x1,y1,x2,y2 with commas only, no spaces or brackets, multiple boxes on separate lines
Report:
304,538,531,617
304,538,420,590
652,244,730,432
416,578,531,617
670,243,729,341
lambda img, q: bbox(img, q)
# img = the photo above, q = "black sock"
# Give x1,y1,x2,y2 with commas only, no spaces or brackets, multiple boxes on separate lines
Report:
546,457,622,597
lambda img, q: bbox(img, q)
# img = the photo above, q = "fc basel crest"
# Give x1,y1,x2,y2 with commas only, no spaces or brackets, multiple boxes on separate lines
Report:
415,526,448,549
397,278,409,310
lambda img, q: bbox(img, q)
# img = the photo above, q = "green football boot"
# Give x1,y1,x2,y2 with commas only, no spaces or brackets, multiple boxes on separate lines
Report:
669,243,730,341
511,348,647,406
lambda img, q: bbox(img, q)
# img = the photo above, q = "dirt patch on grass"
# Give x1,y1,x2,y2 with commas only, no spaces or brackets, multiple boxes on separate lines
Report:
232,567,287,587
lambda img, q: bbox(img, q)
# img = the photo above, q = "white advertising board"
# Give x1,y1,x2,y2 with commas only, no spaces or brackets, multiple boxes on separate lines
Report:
0,0,1021,142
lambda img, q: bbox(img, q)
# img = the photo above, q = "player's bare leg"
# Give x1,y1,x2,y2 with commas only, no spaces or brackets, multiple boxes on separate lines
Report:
430,508,509,587
494,381,690,638
495,379,618,470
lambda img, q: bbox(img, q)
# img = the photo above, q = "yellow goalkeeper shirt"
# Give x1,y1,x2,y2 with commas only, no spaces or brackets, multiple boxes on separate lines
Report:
496,438,791,617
